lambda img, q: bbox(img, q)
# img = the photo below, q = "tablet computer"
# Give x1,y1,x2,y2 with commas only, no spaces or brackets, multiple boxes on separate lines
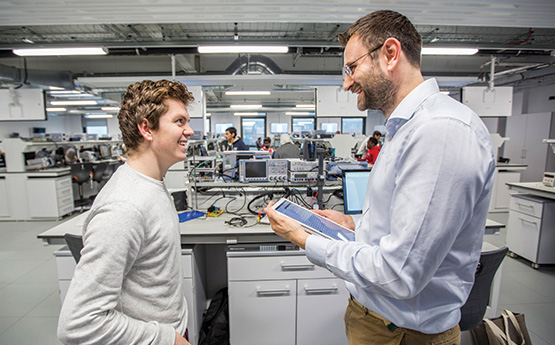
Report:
271,198,355,242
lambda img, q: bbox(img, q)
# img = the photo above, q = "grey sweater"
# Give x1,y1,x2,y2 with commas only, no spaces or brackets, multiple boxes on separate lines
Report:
58,163,187,345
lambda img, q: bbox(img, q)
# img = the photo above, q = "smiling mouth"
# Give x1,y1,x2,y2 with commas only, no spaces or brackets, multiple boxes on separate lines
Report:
178,141,187,146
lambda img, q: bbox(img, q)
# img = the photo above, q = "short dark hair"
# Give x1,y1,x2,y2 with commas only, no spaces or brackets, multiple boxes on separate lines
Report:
226,127,238,138
338,10,422,68
368,137,379,146
118,79,194,153
263,137,271,144
373,130,382,137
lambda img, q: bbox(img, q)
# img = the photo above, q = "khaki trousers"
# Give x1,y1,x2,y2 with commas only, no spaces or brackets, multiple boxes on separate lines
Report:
344,297,460,345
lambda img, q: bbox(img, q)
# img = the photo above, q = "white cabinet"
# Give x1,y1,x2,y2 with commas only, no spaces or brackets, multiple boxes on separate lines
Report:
504,112,555,182
54,245,206,345
0,176,9,217
488,169,522,213
27,176,74,218
507,194,555,267
227,249,349,345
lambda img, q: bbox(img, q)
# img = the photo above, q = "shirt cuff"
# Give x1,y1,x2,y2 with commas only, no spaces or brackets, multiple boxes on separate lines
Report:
305,235,331,268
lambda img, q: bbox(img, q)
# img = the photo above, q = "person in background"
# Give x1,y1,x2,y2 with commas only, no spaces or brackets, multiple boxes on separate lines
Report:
260,136,275,155
357,136,381,165
255,137,263,150
264,10,495,345
273,133,300,159
58,79,193,345
224,126,248,151
373,130,383,146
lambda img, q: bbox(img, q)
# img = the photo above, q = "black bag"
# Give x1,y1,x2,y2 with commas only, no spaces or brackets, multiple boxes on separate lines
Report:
198,288,229,345
171,191,188,212
470,309,532,345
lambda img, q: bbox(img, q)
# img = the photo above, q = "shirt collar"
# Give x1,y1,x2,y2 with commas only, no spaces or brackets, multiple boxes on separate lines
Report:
385,78,439,139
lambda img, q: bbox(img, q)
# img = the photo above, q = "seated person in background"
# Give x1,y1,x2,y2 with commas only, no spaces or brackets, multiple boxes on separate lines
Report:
358,137,381,165
255,137,263,150
223,126,248,151
273,133,300,159
260,137,275,155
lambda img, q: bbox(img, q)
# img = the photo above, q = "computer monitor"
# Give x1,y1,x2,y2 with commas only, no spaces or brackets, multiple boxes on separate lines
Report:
342,170,371,214
271,122,289,134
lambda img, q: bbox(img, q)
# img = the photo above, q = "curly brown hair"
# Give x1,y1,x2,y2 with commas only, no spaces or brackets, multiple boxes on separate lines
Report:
117,79,194,153
338,10,422,68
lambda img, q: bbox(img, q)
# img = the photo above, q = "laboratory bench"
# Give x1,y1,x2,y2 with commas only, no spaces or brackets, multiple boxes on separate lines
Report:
38,208,505,345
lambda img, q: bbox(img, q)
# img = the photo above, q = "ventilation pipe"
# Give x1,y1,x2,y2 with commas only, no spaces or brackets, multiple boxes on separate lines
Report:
224,55,282,75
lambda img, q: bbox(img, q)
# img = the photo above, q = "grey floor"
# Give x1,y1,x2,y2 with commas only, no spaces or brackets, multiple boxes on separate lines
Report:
0,217,554,345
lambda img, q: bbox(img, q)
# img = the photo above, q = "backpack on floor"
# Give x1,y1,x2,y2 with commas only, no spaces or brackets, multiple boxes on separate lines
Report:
198,287,229,345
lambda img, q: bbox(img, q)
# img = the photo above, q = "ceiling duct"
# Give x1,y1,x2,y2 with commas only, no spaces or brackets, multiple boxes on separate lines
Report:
0,63,74,89
225,55,282,75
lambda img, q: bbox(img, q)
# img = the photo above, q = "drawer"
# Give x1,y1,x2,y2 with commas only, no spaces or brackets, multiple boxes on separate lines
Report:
56,177,72,189
509,196,543,218
228,254,334,281
507,210,541,262
56,185,73,199
58,203,74,216
58,195,74,208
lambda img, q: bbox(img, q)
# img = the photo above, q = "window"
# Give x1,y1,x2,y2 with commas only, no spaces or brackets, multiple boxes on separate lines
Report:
292,118,315,132
85,119,108,135
215,123,233,135
320,122,338,133
241,118,266,147
342,118,365,135
270,122,289,134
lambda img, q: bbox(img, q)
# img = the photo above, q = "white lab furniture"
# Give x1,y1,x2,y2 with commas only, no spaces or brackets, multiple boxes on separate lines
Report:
54,245,206,345
506,193,555,268
227,249,349,345
488,164,526,213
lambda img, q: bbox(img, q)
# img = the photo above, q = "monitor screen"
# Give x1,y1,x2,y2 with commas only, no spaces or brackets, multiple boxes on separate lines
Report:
271,122,289,134
244,160,267,178
342,170,371,214
321,122,338,133
215,123,233,134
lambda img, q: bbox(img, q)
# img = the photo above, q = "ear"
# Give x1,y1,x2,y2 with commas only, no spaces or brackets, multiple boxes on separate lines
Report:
137,118,153,142
382,37,402,72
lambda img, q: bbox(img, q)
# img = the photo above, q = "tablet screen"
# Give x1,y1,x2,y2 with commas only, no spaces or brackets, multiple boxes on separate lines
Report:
273,199,355,242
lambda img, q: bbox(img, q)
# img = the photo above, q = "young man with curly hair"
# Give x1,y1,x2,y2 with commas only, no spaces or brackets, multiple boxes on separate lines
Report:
58,79,194,345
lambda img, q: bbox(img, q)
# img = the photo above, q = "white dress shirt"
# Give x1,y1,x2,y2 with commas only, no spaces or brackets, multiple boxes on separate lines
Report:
306,78,496,334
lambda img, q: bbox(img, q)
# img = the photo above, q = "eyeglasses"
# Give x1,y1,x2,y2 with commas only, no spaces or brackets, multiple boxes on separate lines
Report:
343,43,384,76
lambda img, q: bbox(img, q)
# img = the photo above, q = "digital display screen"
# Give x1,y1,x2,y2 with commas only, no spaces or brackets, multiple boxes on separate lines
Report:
271,122,289,134
245,160,267,178
273,199,355,242
343,170,371,214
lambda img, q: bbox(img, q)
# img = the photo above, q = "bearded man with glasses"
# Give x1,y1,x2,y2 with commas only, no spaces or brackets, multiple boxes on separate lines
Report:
264,10,495,345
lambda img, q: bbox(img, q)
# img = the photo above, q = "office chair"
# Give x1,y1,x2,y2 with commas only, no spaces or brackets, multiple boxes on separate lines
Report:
459,246,509,331
64,233,84,264
70,162,93,210
91,162,109,192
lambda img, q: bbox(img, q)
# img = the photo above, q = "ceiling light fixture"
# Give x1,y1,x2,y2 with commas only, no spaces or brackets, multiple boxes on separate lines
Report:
13,47,107,56
233,112,264,116
229,104,262,109
85,114,113,119
198,45,288,54
225,91,271,96
100,106,120,111
295,104,315,109
422,47,478,55
285,111,314,115
46,107,67,112
50,100,98,106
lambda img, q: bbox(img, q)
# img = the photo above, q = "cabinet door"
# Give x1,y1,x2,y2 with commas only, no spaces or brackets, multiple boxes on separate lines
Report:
297,278,349,345
490,172,521,211
0,177,9,216
507,210,541,262
229,280,296,345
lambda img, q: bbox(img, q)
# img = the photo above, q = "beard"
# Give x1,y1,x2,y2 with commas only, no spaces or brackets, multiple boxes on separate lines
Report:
356,68,396,113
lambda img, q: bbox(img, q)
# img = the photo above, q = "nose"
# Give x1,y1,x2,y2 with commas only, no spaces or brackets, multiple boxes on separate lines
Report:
343,73,354,92
183,124,195,137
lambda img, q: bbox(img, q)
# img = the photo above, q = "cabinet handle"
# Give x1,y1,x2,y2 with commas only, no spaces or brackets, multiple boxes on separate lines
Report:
304,287,339,294
515,202,534,209
519,218,538,226
280,263,315,271
256,288,290,296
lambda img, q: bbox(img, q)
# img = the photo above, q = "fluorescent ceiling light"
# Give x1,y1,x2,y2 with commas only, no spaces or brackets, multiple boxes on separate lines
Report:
440,91,450,95
13,47,107,56
233,112,264,116
101,106,120,111
51,100,98,106
286,111,313,115
296,104,315,109
205,113,211,117
46,107,67,112
422,48,478,55
48,86,65,90
85,114,113,119
198,45,288,54
229,104,262,109
225,91,271,96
